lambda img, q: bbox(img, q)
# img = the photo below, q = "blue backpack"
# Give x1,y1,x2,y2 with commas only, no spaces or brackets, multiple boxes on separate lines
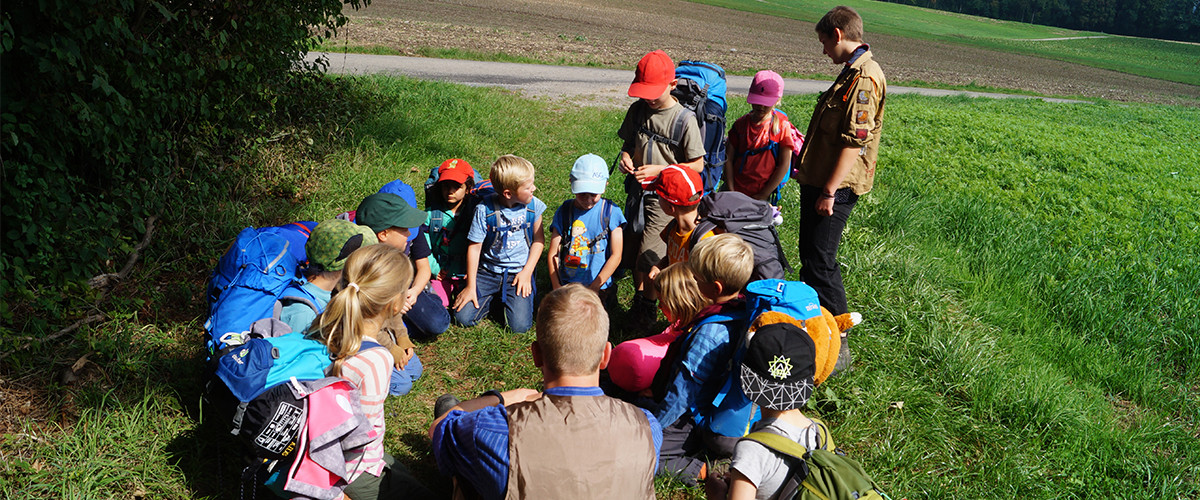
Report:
205,224,317,355
745,279,823,323
672,60,728,195
480,194,536,252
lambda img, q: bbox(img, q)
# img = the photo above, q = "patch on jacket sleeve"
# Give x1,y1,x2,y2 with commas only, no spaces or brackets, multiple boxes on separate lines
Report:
856,128,868,140
857,90,870,104
855,110,868,124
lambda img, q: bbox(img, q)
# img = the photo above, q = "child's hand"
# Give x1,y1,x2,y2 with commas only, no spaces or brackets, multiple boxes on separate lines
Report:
647,265,662,280
634,164,665,183
454,284,478,311
513,270,533,297
501,388,541,405
405,287,420,309
618,151,635,174
396,347,415,368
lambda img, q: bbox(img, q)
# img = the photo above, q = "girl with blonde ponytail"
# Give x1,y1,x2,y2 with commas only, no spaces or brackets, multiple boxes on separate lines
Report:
314,244,430,498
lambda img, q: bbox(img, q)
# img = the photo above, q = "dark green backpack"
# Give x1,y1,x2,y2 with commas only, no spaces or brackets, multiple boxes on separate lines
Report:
741,425,890,500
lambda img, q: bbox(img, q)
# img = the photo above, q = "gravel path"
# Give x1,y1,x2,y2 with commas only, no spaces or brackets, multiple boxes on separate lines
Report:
328,0,1199,106
312,52,1087,107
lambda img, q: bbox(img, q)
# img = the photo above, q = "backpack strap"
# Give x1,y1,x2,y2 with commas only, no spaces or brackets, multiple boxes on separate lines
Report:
742,430,812,500
557,199,574,262
481,195,500,251
523,206,536,247
360,340,383,352
638,107,696,166
274,285,322,323
686,219,719,254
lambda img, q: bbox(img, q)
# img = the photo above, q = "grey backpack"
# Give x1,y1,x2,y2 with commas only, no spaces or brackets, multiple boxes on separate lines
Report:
687,191,790,281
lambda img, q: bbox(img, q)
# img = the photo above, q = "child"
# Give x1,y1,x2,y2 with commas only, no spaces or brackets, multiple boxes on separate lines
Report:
724,70,796,204
452,154,546,333
617,49,706,317
277,219,377,335
793,5,886,317
548,153,626,302
357,189,451,341
314,244,431,499
653,234,755,484
608,262,710,395
647,164,714,280
704,321,828,500
424,158,479,307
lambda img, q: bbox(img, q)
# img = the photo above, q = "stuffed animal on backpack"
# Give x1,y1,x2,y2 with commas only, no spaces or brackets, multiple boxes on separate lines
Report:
749,308,860,386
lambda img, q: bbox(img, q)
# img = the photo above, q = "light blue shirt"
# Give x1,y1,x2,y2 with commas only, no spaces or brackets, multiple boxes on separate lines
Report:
550,200,626,289
277,282,331,335
467,196,547,272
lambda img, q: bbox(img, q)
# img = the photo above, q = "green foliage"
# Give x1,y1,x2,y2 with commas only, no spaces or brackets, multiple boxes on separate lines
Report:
0,0,368,331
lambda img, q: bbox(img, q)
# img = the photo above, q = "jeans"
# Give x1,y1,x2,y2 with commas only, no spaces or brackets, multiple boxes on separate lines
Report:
797,185,859,315
403,289,450,341
388,353,424,396
453,267,536,333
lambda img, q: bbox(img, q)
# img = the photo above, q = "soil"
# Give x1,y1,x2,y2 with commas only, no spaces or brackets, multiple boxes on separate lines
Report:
332,0,1199,106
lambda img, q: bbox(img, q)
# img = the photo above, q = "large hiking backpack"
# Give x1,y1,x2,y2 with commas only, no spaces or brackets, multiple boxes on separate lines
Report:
672,60,727,195
204,223,319,356
740,429,891,500
688,191,791,281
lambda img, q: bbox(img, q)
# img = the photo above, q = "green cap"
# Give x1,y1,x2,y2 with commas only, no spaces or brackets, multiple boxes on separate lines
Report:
355,192,427,234
306,219,378,272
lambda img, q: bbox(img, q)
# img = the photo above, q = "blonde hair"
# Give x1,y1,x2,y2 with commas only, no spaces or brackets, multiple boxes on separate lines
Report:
317,244,414,376
689,233,754,293
535,284,608,376
654,263,709,327
816,5,864,42
490,154,535,194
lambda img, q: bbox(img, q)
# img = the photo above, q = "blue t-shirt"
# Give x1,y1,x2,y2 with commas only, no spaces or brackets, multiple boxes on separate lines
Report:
550,200,626,289
278,282,332,335
467,196,547,273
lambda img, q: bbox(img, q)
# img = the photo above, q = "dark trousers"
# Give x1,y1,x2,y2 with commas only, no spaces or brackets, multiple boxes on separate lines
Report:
797,185,858,316
657,418,740,483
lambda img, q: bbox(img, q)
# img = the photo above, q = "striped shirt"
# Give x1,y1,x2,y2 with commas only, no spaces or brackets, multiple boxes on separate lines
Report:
336,335,394,479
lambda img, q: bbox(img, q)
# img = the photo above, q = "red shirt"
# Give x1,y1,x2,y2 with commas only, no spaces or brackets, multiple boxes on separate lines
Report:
728,110,796,197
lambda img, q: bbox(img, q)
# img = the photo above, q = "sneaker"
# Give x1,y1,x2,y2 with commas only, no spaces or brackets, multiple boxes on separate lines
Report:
772,206,783,226
434,393,461,419
830,335,853,377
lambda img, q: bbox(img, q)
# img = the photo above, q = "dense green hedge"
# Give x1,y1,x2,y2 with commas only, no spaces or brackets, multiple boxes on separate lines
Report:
0,0,365,326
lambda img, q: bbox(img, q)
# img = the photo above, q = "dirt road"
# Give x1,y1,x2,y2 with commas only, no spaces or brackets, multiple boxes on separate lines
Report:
312,52,1087,107
329,0,1198,106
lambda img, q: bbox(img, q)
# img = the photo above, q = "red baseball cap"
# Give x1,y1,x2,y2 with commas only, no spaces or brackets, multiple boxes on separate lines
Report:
650,165,703,206
628,50,675,100
437,158,474,185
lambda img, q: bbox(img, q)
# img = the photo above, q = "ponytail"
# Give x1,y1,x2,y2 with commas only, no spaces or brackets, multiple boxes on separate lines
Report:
317,244,414,376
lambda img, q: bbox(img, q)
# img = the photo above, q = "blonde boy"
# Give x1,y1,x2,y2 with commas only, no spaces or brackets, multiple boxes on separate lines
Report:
452,155,546,333
654,234,754,484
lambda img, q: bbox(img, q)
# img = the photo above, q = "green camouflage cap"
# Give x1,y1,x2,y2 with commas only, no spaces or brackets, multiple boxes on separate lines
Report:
306,219,378,272
355,192,427,234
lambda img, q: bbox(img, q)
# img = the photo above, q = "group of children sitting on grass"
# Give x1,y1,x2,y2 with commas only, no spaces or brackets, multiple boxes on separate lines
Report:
267,6,884,499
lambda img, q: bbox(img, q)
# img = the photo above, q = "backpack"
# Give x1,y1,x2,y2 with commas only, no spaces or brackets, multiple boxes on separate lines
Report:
671,60,727,195
744,279,846,385
688,192,791,281
480,194,537,252
555,198,617,269
731,110,805,204
654,301,761,437
204,224,318,356
740,429,891,500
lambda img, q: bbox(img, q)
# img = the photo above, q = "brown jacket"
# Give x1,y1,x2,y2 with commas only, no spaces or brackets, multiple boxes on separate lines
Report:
794,48,886,195
504,393,657,499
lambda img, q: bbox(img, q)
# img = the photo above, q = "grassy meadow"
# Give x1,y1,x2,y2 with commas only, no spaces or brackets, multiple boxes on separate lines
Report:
3,75,1199,498
689,0,1200,86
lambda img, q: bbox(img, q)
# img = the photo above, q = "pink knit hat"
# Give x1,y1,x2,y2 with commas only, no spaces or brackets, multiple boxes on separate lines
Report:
747,70,784,107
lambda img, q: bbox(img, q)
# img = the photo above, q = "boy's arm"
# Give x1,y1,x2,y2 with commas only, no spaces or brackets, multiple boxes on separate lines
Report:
406,257,433,308
453,242,482,311
634,156,704,183
757,145,793,201
723,153,736,193
815,146,858,216
512,215,544,298
589,226,623,292
547,228,563,289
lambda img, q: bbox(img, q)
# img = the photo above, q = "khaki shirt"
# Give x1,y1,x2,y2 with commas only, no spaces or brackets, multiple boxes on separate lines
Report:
794,49,886,195
618,99,706,168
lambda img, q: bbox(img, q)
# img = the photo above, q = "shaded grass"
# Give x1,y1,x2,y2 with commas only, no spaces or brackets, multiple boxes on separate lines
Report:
4,76,1199,498
687,0,1200,86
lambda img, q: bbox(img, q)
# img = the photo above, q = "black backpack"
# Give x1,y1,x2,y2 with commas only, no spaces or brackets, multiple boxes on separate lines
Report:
688,191,790,281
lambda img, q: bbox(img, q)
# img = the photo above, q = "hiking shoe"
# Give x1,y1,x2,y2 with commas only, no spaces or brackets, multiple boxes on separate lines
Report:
434,393,461,419
830,335,853,377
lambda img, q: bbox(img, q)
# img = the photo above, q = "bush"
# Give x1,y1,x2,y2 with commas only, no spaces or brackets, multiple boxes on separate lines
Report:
0,0,366,330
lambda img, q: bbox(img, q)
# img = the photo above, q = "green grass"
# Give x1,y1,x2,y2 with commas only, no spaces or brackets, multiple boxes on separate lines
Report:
688,0,1200,86
4,76,1199,498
